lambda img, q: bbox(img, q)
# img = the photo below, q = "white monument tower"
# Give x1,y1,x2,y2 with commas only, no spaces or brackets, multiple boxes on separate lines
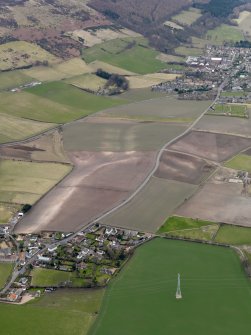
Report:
176,273,182,299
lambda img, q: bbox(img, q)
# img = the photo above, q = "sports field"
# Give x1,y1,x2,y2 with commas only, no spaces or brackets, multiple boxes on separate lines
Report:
91,238,251,335
0,263,13,289
83,37,166,74
0,160,71,204
0,289,104,335
215,225,251,245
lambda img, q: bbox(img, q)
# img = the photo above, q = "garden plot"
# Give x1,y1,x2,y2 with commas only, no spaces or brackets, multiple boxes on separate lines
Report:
14,151,156,233
168,130,251,162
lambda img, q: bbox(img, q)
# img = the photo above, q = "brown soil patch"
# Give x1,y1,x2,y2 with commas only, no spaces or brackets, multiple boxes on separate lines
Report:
168,131,251,162
155,150,215,184
176,181,251,227
14,151,156,233
0,130,69,163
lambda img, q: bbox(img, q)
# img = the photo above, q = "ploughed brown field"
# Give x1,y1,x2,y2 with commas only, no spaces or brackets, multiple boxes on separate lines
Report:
155,150,215,184
176,182,251,227
168,130,251,162
14,151,156,233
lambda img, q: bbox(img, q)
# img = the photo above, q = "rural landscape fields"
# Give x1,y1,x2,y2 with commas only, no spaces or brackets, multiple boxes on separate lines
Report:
1,0,251,334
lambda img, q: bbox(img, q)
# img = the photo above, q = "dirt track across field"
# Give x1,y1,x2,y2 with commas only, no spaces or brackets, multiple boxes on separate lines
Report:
14,151,156,233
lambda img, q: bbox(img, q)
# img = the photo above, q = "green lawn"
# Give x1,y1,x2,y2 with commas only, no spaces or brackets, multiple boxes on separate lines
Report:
0,263,13,289
91,238,251,335
225,154,251,172
206,24,244,44
83,37,166,74
215,225,251,245
0,289,104,335
0,160,71,204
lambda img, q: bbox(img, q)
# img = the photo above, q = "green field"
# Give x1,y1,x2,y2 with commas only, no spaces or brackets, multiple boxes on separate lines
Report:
0,263,13,289
172,7,202,26
0,203,20,223
0,289,104,335
0,160,71,204
158,216,219,241
0,82,126,124
206,24,244,44
83,37,166,74
158,216,216,233
91,238,251,335
0,113,55,144
215,225,251,245
208,104,248,118
225,154,251,172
